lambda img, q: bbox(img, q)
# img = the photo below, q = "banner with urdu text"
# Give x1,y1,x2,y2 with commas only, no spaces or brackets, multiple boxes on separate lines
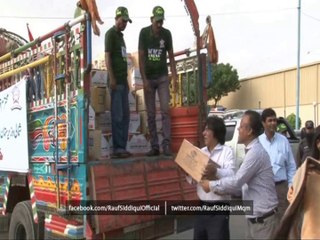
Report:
0,80,29,172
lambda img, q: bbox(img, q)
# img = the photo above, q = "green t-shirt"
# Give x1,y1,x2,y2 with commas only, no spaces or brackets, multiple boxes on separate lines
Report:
138,26,173,79
104,26,128,85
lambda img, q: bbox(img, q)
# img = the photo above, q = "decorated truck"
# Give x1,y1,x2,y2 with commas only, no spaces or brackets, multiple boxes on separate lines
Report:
0,1,217,239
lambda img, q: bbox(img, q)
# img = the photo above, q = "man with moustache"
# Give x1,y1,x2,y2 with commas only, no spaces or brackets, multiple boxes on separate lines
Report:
259,108,296,219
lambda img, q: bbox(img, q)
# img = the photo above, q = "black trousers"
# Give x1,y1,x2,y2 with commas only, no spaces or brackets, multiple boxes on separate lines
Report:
193,205,230,240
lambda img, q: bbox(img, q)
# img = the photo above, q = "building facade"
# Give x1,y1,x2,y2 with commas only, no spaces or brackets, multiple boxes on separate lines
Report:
218,61,320,127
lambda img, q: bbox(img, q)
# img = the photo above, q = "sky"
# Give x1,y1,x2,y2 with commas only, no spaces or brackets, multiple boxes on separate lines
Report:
1,0,320,79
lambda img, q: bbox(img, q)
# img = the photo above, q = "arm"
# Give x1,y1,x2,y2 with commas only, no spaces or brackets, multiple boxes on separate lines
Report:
138,29,151,92
104,31,116,90
138,49,150,92
295,143,303,169
167,31,177,92
167,48,177,91
208,148,263,195
105,52,116,90
286,141,297,186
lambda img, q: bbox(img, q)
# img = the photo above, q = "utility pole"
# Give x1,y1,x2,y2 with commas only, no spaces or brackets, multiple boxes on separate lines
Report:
296,0,301,130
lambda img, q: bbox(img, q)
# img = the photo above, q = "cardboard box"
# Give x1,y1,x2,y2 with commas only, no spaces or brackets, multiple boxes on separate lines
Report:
90,87,107,113
129,112,140,133
128,92,137,112
174,139,209,182
127,134,150,154
88,130,111,160
105,87,111,111
96,111,112,133
131,68,144,91
89,106,111,133
89,105,95,129
91,69,108,86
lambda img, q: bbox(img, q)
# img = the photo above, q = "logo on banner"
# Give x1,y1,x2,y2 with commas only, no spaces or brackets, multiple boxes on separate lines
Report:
11,86,22,110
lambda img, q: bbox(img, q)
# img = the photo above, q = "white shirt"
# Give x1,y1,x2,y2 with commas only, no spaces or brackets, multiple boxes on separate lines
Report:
187,144,235,201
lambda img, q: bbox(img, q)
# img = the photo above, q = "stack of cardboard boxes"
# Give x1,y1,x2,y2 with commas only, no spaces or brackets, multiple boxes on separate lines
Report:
88,70,112,160
88,69,151,160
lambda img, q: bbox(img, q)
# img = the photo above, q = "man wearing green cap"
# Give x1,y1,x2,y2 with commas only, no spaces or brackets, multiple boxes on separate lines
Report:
104,6,132,158
138,6,177,156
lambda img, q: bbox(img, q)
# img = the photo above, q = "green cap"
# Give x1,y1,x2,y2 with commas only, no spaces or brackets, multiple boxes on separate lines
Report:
152,6,165,21
277,123,287,133
115,6,132,23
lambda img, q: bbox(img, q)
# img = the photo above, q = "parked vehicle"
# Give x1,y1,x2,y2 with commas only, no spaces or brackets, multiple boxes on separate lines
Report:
224,110,300,168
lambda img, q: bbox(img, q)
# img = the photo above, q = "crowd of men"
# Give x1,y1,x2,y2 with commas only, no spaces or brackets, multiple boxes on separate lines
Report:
193,110,319,239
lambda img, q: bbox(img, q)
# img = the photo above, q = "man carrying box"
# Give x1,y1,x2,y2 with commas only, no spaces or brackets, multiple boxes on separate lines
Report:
180,116,235,239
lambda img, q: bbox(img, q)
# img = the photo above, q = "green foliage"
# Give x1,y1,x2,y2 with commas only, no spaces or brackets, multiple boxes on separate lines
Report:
286,113,301,129
206,63,241,107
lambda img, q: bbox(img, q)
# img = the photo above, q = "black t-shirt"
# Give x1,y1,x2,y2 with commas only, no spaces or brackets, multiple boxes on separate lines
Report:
138,25,173,79
104,26,128,85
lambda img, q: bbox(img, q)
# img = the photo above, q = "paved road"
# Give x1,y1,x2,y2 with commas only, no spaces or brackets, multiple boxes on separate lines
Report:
161,215,246,240
0,215,246,239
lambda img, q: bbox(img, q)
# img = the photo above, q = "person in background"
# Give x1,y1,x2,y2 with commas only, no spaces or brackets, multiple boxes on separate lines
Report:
186,116,235,240
311,125,320,160
200,110,279,239
138,6,177,156
105,6,132,158
259,108,296,219
277,123,288,137
300,127,306,140
296,120,315,167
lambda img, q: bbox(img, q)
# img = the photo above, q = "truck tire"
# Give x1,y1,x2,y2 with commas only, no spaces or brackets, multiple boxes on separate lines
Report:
8,200,37,240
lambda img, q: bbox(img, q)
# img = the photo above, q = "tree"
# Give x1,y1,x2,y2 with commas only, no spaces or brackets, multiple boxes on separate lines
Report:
207,63,240,107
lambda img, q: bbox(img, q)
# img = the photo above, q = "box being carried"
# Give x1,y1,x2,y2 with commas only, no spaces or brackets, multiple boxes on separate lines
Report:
174,139,209,182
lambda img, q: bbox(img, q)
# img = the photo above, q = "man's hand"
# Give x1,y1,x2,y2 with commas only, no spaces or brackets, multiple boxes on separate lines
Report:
110,78,117,90
200,180,210,193
143,81,151,92
202,162,218,181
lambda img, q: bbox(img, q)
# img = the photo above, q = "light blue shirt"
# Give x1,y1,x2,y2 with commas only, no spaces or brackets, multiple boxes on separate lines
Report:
259,132,296,185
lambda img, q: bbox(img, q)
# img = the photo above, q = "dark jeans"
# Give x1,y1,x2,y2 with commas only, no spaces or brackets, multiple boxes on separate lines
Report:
194,213,230,240
275,180,289,220
144,75,171,150
111,84,130,152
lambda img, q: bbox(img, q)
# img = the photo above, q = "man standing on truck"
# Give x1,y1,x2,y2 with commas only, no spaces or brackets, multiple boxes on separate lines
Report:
259,108,296,219
138,6,177,156
105,6,132,158
186,116,235,239
200,110,279,239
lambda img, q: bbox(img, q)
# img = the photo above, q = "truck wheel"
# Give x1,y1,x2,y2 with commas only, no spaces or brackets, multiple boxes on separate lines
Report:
9,200,37,240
